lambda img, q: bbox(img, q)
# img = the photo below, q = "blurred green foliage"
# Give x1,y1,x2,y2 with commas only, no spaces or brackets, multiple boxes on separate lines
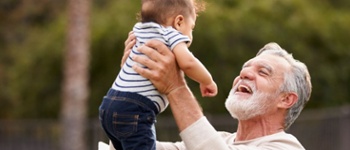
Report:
0,0,349,119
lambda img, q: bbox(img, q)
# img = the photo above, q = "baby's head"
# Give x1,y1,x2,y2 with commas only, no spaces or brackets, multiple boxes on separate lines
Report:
140,0,205,45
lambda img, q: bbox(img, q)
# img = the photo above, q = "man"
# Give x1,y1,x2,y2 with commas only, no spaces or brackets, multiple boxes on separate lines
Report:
114,36,312,150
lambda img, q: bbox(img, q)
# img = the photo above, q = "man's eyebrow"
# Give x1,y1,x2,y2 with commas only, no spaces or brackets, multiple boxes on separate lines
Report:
242,61,273,73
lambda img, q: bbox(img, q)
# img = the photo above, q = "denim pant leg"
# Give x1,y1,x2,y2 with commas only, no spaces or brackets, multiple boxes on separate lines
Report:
99,90,158,150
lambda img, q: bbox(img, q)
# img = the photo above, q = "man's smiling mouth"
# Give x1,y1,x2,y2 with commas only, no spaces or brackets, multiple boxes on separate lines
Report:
237,84,252,94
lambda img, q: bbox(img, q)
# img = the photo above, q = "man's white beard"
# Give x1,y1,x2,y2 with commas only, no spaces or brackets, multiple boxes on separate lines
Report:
225,83,275,120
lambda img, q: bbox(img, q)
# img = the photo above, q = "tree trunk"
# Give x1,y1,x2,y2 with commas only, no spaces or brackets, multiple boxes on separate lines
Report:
60,0,90,149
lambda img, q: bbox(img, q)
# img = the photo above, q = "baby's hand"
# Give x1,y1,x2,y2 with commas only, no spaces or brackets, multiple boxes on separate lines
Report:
200,82,218,97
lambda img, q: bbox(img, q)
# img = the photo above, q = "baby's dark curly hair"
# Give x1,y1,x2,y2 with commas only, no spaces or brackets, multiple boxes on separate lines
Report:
138,0,206,24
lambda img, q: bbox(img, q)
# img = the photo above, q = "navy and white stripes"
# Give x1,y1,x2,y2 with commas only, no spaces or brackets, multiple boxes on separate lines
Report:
111,22,190,113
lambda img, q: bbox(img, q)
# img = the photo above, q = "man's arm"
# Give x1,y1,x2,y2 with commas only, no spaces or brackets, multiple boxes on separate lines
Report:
166,86,203,131
133,40,230,150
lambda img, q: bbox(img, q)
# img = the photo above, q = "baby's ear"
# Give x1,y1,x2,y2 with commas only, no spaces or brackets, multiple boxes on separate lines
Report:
278,92,298,109
173,15,184,29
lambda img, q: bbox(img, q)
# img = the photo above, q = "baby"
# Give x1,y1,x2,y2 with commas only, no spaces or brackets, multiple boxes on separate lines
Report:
99,0,217,149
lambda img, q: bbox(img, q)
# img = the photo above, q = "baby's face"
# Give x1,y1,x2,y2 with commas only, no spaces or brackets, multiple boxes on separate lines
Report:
178,13,196,47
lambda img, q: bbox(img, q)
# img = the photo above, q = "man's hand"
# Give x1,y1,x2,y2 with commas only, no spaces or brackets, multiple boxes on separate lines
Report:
132,40,187,95
121,31,136,67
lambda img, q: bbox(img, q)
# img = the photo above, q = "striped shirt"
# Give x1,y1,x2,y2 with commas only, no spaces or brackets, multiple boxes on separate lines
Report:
112,22,191,113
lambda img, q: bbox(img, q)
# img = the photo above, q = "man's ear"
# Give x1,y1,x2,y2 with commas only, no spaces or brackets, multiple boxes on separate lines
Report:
278,92,298,109
173,15,184,30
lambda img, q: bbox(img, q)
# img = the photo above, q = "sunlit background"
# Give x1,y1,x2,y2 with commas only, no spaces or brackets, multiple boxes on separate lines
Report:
1,0,350,149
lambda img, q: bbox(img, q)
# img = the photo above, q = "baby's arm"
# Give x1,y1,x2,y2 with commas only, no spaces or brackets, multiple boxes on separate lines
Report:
173,42,217,97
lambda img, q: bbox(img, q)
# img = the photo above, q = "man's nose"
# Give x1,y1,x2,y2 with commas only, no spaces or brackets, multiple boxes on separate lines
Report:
239,68,255,80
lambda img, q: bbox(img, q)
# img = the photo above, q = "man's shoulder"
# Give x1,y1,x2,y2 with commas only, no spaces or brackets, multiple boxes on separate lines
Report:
251,131,305,150
218,131,236,137
268,131,300,141
218,131,236,143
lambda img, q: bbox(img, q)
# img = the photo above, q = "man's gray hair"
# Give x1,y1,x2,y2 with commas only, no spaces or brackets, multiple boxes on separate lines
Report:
257,42,312,129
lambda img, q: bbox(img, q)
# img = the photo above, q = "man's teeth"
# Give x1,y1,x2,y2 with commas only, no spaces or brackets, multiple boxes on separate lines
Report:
238,85,252,93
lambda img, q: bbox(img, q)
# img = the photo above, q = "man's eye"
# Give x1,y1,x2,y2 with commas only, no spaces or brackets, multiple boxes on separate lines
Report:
259,70,269,75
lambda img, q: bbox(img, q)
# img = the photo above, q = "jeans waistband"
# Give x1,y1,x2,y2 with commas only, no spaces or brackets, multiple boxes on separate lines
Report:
106,89,159,115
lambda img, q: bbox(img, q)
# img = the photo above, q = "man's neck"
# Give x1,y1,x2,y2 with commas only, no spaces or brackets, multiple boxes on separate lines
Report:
235,116,284,142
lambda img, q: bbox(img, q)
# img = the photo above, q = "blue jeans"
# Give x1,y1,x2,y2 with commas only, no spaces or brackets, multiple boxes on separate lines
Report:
99,89,159,150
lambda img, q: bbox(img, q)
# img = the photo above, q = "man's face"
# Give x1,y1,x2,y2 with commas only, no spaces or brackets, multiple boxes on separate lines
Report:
225,53,291,120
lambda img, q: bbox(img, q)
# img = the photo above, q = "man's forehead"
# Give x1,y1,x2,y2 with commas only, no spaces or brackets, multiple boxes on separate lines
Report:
244,54,291,70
